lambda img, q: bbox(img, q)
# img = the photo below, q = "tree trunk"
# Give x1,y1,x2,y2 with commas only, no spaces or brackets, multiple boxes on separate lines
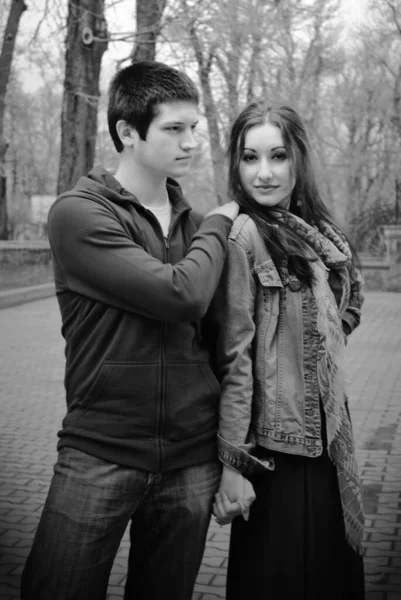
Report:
188,24,226,205
391,65,401,137
56,0,108,196
198,66,226,205
131,0,167,62
247,32,262,103
0,0,27,240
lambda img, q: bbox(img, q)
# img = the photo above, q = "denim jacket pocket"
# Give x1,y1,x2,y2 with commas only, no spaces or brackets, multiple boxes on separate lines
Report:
254,261,283,288
253,261,282,320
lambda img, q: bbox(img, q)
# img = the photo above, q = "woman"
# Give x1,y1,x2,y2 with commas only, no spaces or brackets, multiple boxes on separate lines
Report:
211,101,365,599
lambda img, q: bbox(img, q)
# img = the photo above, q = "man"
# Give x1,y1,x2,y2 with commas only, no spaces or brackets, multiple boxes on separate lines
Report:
21,61,239,600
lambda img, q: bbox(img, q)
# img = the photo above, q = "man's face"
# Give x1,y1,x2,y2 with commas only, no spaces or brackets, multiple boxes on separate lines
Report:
133,101,198,180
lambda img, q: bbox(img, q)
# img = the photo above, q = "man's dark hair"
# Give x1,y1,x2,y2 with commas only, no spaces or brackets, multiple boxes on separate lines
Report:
107,61,199,152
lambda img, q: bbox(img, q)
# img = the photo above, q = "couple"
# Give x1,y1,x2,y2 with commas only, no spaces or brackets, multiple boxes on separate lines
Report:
21,61,365,600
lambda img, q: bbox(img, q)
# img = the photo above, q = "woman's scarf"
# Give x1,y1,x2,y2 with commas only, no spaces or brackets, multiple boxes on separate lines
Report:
282,213,365,554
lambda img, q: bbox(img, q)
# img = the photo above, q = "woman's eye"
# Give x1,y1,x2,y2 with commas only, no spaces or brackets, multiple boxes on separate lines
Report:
272,153,287,161
242,154,257,162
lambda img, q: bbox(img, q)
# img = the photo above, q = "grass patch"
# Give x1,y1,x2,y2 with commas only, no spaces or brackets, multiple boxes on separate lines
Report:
0,262,54,291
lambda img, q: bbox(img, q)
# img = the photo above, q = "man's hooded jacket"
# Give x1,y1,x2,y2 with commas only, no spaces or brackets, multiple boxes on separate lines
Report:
48,167,231,472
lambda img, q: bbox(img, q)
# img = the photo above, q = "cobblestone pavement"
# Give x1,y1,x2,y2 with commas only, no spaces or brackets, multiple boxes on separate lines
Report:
0,291,400,600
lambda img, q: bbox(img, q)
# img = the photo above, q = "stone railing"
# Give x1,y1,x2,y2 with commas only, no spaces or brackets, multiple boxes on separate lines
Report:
0,241,54,308
0,240,51,266
1,227,401,293
359,225,401,292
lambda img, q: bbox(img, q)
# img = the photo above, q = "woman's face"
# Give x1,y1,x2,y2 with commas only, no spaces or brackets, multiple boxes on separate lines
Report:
239,122,295,210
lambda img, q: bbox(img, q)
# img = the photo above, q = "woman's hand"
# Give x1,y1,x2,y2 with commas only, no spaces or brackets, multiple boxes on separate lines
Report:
212,465,256,526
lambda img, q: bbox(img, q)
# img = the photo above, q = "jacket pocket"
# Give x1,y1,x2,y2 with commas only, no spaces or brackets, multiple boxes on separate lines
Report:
254,261,283,287
76,362,159,437
78,363,114,413
164,362,220,441
254,261,282,320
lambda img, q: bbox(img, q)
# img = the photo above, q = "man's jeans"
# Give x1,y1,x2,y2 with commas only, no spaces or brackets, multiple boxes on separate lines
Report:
21,447,221,600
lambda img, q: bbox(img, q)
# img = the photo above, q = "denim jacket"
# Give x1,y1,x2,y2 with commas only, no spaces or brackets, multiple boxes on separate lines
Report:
210,214,364,478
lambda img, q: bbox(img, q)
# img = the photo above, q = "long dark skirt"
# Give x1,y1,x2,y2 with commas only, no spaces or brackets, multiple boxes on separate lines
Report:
226,448,365,600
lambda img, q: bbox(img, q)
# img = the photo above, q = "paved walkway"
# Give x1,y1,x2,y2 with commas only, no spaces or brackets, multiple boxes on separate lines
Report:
0,292,400,600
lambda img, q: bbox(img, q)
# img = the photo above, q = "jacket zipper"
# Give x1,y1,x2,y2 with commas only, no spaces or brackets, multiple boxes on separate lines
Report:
158,235,170,472
142,208,188,473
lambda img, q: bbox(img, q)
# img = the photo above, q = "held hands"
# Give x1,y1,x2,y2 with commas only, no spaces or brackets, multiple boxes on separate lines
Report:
213,465,256,526
205,201,239,222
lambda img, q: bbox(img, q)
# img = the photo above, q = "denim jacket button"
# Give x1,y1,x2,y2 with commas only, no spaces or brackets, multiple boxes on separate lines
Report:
289,278,301,291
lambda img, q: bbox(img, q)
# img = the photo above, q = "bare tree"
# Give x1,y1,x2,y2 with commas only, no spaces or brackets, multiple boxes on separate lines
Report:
185,4,226,203
0,0,27,239
5,0,400,236
167,0,344,206
57,0,108,195
379,0,401,222
132,0,167,62
335,0,401,245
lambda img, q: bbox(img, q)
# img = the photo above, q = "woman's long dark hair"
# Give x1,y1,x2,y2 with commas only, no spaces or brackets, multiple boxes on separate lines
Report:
228,101,334,285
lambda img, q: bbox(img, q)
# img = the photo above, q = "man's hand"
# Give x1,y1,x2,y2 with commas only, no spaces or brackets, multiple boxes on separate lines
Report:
205,201,239,222
212,465,256,526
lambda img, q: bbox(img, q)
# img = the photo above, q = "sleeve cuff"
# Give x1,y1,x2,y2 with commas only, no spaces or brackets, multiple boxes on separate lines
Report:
218,433,275,478
341,310,358,335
